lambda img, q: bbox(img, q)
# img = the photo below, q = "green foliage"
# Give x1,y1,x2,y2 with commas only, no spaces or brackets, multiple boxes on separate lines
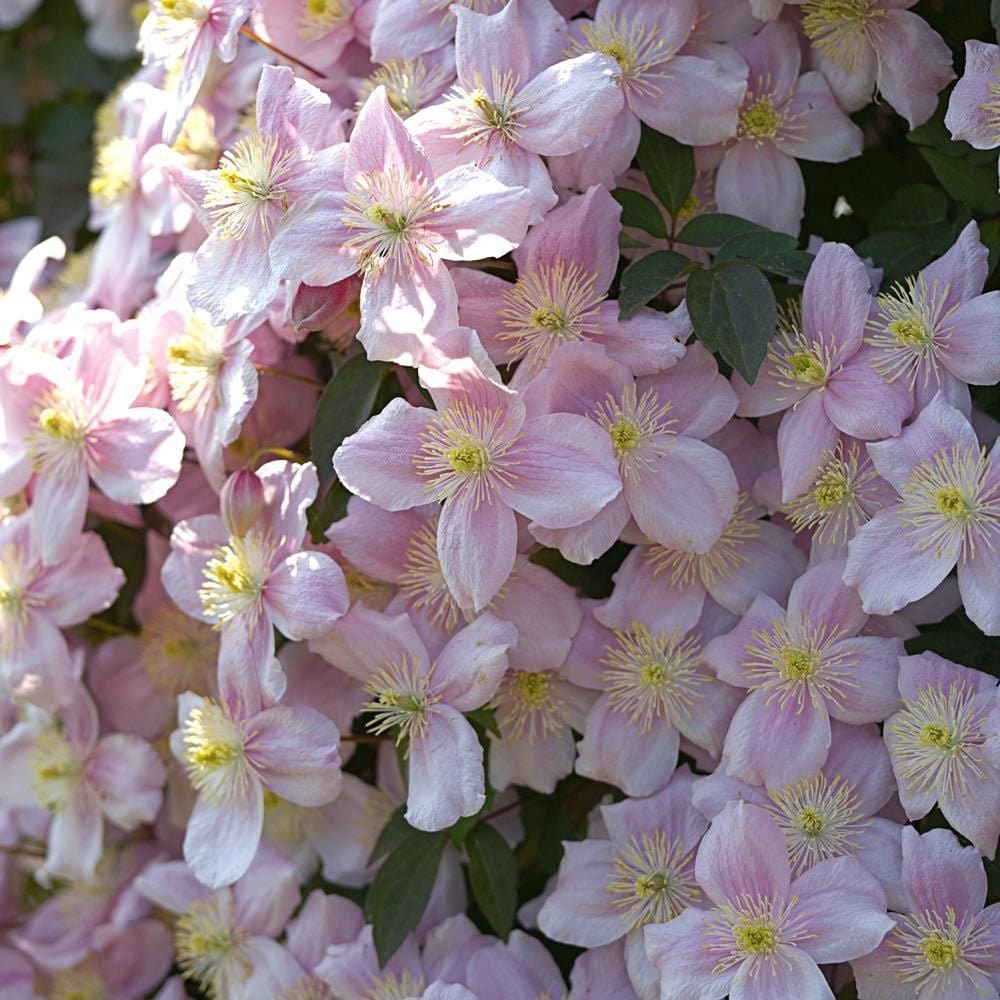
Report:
466,824,518,938
686,262,777,383
618,250,694,317
610,188,668,239
636,125,695,218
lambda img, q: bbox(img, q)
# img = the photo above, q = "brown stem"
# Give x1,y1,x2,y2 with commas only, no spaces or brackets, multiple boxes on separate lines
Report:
84,617,139,637
254,364,327,390
239,25,328,78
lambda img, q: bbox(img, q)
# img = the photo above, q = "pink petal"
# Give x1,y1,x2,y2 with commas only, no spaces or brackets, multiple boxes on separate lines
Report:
87,733,165,828
347,86,431,184
47,786,103,882
728,946,830,1000
453,1,530,87
437,494,517,611
529,492,631,566
536,840,621,947
266,551,348,640
901,826,987,918
943,292,1000,385
722,689,832,789
786,559,866,636
36,532,124,625
269,188,357,287
945,40,1000,149
790,857,893,963
644,908,736,1000
187,233,281,326
958,545,1000,636
803,242,873,362
715,142,805,237
332,398,434,510
823,350,912,440
695,800,791,906
826,636,903,723
776,392,839,502
184,783,264,888
779,72,864,162
31,465,88,565
89,408,184,504
504,413,622,528
245,705,341,806
406,705,484,830
432,613,516,710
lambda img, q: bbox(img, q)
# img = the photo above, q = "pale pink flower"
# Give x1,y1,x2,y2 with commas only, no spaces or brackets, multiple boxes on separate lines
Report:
884,652,1000,859
524,341,739,565
314,604,515,830
0,316,185,564
406,0,624,221
162,462,349,701
539,768,707,997
251,0,357,77
865,221,1000,415
794,0,954,128
139,0,256,143
694,718,906,909
708,19,863,236
463,930,567,1000
844,393,1000,635
0,512,123,708
853,826,1000,999
704,559,904,789
135,845,299,998
733,242,911,501
0,684,165,882
645,801,893,999
946,40,1000,183
269,87,534,365
566,601,742,797
172,65,343,324
548,0,748,189
332,356,621,610
453,185,687,382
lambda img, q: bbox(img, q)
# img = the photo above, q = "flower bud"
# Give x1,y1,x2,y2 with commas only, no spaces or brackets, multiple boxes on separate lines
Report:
221,469,265,538
291,278,355,335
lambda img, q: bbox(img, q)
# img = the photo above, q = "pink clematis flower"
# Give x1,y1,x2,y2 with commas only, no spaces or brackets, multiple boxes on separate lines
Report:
453,185,687,382
171,665,342,888
538,767,708,998
704,559,904,789
269,87,535,365
732,241,911,501
548,0,748,190
0,512,123,708
0,234,64,346
693,718,906,909
332,355,621,610
314,604,515,830
0,315,185,564
864,221,1000,415
0,683,165,883
163,463,348,701
644,801,894,1000
853,826,1000,998
793,0,954,128
884,652,1000,859
946,40,1000,183
135,845,300,999
138,0,256,143
406,0,624,221
844,393,1000,635
708,19,864,236
171,64,343,324
524,340,739,565
463,930,568,1000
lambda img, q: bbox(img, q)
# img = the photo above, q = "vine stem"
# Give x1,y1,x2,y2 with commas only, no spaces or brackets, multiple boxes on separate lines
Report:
239,25,327,78
254,364,326,390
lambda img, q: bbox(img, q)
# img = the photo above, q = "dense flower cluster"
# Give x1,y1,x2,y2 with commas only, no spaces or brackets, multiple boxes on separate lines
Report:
2,1,1000,998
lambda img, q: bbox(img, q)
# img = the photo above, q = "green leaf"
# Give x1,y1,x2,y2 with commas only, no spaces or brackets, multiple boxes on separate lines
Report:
920,148,1000,215
856,221,963,284
611,188,668,238
466,824,518,939
306,480,351,543
619,233,650,249
368,805,410,865
978,219,1000,280
466,707,500,738
872,184,949,229
636,126,695,217
529,542,632,600
618,250,695,318
365,830,447,965
686,263,776,383
714,231,813,279
676,213,766,248
309,354,389,490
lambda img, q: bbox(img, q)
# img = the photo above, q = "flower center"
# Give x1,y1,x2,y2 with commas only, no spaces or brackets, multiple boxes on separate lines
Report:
299,0,349,38
815,477,849,510
493,668,566,743
447,443,490,474
934,486,973,521
90,136,136,209
735,919,780,955
204,132,293,240
609,420,641,456
174,895,247,994
921,934,958,969
182,700,246,800
167,312,226,411
594,384,675,480
797,807,825,837
160,0,209,21
787,350,827,384
572,14,668,95
398,520,463,632
780,645,820,680
364,656,433,745
740,96,781,139
359,58,451,119
198,532,273,624
31,730,82,812
919,721,957,751
514,670,550,709
801,0,879,71
888,317,931,347
139,606,217,697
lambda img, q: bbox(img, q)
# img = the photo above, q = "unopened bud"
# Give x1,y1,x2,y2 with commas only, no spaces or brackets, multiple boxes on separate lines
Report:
221,469,265,537
291,278,355,334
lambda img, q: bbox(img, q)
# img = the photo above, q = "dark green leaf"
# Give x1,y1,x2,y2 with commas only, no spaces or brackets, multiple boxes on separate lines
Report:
619,233,649,249
618,250,695,317
676,213,766,248
611,188,668,238
309,354,389,490
686,263,776,383
365,830,447,965
636,126,695,217
836,982,859,1000
873,184,949,229
856,221,964,284
905,610,1000,678
368,806,410,865
466,707,501,738
714,231,813,279
986,855,1000,905
920,148,1000,214
529,541,632,599
466,824,518,938
306,480,351,543
978,219,1000,280
992,0,1000,42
